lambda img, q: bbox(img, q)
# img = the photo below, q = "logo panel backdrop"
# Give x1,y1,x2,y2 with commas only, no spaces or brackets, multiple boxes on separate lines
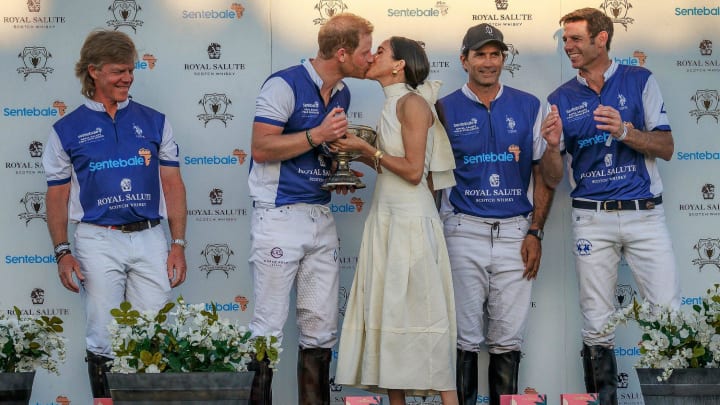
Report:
0,0,717,404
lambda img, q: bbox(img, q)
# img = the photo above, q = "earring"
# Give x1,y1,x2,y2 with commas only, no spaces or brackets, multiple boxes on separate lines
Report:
392,69,398,76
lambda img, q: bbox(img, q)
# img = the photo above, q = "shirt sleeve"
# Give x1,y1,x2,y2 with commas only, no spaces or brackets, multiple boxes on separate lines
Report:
159,119,180,167
42,128,72,186
642,74,671,132
532,104,547,162
254,77,295,126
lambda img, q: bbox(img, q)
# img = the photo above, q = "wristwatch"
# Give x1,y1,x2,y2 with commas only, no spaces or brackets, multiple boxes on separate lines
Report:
527,229,544,241
171,239,187,248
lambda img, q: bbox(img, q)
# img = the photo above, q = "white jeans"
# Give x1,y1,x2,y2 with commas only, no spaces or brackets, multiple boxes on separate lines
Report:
572,205,680,347
74,223,170,356
443,213,532,354
248,203,340,349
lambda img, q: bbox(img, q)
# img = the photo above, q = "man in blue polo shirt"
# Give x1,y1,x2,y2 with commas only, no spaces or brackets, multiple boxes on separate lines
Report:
437,24,562,405
546,8,680,404
43,30,187,400
248,13,374,405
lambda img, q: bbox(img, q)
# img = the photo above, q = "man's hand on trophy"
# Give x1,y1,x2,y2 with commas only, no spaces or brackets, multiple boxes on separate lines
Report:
332,170,365,195
316,106,349,144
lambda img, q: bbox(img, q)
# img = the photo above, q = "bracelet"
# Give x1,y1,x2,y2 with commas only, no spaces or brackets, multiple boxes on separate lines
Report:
617,123,628,142
55,249,71,262
305,130,317,148
54,241,70,255
373,149,385,172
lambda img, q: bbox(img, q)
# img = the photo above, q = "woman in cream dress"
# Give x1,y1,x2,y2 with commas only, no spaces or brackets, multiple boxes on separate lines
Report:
334,36,458,405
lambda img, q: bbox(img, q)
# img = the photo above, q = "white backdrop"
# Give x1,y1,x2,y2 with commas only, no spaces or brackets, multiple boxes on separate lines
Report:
1,1,719,404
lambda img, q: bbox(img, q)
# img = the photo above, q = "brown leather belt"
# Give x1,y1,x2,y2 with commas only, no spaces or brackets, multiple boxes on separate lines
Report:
571,196,662,212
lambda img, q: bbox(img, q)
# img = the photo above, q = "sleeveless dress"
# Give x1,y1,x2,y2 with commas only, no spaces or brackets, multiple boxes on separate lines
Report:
336,81,457,395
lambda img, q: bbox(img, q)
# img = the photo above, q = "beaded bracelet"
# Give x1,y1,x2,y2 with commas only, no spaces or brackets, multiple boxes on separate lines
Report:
305,130,317,148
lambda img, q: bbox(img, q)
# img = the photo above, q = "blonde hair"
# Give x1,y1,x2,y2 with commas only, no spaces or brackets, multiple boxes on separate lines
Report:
75,30,137,98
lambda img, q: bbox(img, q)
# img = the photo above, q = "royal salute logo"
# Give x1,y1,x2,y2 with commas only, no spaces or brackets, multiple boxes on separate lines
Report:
2,0,66,30
107,0,144,32
198,93,234,127
208,43,221,59
120,178,132,192
18,191,46,225
614,284,637,309
185,43,247,77
617,372,630,389
31,287,44,305
692,238,720,271
473,0,532,27
599,0,634,31
17,46,53,80
675,39,720,73
28,141,43,158
28,0,40,12
4,142,44,176
313,0,348,25
209,188,223,205
678,183,720,217
9,288,71,317
503,44,521,76
690,89,720,123
702,183,716,200
700,39,713,56
187,187,247,222
200,243,237,277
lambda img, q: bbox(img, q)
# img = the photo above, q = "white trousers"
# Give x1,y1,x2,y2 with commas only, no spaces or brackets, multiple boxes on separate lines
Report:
74,223,171,356
572,205,680,347
443,213,532,354
248,203,340,349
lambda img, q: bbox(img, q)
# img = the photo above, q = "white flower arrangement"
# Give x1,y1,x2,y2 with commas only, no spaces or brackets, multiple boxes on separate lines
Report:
108,297,281,373
605,284,720,381
0,307,66,374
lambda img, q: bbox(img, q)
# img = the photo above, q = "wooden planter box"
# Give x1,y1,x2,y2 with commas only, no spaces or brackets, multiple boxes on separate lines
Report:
107,371,254,405
636,368,720,405
0,371,35,405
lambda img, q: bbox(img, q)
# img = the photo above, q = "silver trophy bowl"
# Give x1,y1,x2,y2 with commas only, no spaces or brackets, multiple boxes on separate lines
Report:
320,124,377,190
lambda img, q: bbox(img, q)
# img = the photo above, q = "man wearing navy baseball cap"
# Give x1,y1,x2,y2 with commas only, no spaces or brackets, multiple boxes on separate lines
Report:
437,23,562,405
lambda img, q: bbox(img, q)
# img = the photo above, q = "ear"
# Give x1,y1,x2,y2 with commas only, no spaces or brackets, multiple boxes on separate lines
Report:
394,59,406,72
337,48,347,63
88,64,99,80
596,31,609,49
460,54,469,73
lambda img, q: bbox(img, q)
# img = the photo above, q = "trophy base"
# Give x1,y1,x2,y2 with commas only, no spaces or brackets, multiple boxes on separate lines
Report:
320,172,367,190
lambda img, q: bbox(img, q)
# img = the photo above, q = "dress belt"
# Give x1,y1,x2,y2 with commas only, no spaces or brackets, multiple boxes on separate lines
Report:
571,196,662,212
93,219,161,233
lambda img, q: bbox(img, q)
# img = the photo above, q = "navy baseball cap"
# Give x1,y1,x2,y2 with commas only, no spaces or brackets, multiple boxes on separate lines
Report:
461,23,508,53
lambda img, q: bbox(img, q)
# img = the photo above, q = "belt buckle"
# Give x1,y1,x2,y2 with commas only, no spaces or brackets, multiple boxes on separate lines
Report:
121,224,133,233
602,200,620,212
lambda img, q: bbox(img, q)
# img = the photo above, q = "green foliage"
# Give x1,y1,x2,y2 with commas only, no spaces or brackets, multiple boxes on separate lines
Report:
109,297,281,373
0,307,66,373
